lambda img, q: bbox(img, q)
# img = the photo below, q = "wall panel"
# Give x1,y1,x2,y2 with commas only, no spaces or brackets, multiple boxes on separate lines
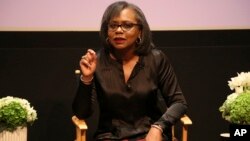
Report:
0,30,249,141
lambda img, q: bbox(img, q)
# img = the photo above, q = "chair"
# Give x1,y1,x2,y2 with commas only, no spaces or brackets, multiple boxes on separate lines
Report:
172,115,192,141
72,115,192,141
72,70,192,141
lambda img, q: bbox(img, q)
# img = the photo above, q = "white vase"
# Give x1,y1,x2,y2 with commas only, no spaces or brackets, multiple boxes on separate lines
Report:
0,126,27,141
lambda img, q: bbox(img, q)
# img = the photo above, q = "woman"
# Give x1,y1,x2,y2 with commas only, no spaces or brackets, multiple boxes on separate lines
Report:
72,1,187,141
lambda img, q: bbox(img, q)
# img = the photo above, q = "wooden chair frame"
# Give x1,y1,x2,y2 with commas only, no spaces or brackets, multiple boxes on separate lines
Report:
72,115,192,141
72,116,88,141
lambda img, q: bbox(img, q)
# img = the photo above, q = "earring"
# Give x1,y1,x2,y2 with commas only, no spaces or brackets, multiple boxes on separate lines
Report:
106,37,110,44
136,37,142,45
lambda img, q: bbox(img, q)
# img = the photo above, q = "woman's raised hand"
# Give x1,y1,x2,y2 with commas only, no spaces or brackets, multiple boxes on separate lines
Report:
80,49,97,83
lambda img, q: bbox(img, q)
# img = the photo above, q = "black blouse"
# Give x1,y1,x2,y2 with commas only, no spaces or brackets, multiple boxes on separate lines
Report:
72,48,187,140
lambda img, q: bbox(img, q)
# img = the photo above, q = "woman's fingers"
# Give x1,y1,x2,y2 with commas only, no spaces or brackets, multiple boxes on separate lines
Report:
86,49,97,65
79,49,97,76
81,55,91,68
87,49,95,55
81,49,96,67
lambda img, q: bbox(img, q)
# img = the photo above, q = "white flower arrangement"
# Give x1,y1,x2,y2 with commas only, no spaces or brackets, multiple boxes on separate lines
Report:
228,72,250,93
219,72,250,125
0,96,37,132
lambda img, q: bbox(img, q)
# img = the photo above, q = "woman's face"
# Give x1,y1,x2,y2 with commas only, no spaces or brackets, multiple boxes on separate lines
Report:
107,8,141,51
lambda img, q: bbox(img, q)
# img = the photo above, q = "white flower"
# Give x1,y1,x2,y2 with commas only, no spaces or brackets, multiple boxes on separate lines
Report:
225,93,238,104
27,106,37,122
228,72,250,93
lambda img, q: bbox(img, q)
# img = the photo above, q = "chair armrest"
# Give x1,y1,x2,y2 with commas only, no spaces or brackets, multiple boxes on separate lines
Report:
72,116,88,141
180,114,192,125
179,115,192,141
72,115,88,130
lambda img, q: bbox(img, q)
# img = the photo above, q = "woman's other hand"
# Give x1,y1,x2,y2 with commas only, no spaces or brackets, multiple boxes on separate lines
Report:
145,127,163,141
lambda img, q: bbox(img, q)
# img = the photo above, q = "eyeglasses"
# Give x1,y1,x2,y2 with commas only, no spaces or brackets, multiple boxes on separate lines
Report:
108,22,140,32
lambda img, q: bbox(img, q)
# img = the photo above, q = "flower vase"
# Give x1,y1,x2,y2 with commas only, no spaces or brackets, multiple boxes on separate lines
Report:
220,132,230,141
0,126,27,141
